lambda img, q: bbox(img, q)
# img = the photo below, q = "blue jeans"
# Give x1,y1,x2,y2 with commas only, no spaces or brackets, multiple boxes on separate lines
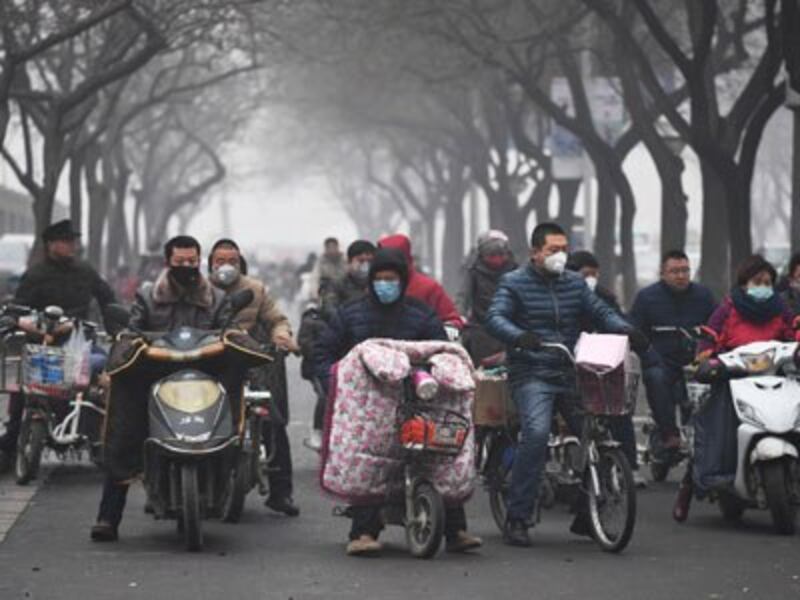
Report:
506,377,580,523
642,363,687,438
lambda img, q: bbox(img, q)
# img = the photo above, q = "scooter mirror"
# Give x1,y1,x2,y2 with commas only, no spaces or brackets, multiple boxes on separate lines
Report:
227,289,254,315
104,304,131,333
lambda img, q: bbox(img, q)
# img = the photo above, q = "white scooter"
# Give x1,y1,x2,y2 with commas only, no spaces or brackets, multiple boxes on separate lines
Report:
693,340,800,534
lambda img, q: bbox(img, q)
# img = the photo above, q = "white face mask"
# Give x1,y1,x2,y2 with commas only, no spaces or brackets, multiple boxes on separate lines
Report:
543,251,567,275
585,276,598,291
212,263,240,287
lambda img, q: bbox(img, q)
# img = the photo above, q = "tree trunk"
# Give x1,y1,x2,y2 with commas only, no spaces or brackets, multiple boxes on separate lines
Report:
793,109,800,255
658,155,689,255
594,165,618,290
441,194,465,295
698,161,730,297
69,152,84,232
555,178,581,244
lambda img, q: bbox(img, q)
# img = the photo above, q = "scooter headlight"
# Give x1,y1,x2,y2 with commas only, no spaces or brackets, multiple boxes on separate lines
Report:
155,380,222,413
740,349,775,374
736,399,765,428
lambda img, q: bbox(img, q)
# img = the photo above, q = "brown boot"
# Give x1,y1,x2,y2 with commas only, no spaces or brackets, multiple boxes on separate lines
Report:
446,530,483,553
346,535,382,557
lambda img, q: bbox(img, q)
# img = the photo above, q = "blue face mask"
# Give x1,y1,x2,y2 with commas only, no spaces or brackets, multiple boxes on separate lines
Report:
747,285,774,302
373,280,402,304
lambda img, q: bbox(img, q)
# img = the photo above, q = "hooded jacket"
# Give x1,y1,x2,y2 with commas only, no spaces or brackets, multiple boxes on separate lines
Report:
211,273,292,344
314,247,447,387
378,234,463,328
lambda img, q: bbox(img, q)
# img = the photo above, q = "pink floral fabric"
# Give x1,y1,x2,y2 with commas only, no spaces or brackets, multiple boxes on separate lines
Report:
320,339,476,504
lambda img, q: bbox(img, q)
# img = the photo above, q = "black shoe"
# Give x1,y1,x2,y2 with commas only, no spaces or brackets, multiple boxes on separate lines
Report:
503,519,531,547
90,520,118,542
0,449,13,474
264,495,300,517
569,513,592,538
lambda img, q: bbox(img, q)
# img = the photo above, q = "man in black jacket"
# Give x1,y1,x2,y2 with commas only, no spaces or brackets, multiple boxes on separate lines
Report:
0,220,115,470
315,248,482,557
90,235,229,542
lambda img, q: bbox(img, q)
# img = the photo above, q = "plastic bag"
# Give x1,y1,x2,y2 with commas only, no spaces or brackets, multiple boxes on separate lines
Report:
61,322,91,388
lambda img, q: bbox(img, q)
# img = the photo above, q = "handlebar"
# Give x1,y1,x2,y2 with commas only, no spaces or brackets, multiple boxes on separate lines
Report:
539,342,576,365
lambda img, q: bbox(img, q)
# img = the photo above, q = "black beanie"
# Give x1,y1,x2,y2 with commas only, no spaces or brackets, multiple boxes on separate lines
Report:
347,239,377,261
566,250,599,272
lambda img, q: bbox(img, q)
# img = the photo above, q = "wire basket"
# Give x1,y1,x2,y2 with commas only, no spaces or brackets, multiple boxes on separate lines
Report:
22,344,89,398
577,362,637,416
397,403,469,455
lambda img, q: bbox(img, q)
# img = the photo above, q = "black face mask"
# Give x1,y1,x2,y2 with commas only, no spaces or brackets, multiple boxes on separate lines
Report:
169,265,200,288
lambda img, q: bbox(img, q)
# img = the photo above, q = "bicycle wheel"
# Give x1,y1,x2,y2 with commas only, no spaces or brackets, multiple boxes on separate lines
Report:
586,447,636,553
485,435,513,532
16,417,47,485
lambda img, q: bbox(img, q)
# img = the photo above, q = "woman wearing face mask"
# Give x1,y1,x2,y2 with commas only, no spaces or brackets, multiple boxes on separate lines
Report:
699,255,794,355
314,247,482,556
676,255,798,520
457,230,517,365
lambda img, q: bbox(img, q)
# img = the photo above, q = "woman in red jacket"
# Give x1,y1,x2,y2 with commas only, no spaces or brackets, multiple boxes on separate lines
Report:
675,255,795,521
700,255,794,355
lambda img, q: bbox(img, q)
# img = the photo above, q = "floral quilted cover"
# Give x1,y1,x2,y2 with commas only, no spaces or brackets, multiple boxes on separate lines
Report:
320,339,476,505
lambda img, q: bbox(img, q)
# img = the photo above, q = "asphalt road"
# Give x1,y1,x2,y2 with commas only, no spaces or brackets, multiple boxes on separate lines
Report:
0,360,798,600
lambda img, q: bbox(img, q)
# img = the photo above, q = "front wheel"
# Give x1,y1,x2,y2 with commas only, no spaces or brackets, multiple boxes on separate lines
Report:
485,439,513,533
221,457,249,523
15,417,47,485
180,463,203,551
586,447,636,553
762,459,798,536
405,483,444,559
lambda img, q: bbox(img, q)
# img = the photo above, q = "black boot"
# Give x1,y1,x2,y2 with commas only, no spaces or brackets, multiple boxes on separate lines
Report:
503,519,531,547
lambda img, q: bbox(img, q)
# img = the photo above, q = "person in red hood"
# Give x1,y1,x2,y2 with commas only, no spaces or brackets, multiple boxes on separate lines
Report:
378,233,464,329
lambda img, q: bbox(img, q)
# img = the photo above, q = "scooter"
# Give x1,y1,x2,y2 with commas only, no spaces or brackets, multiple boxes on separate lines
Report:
105,290,273,551
688,340,800,534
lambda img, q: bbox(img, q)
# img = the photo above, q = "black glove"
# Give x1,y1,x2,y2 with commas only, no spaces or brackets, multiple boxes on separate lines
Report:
694,358,728,384
627,329,650,354
516,331,541,351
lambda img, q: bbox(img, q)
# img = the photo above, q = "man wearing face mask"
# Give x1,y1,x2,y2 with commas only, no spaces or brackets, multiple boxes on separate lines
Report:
485,222,646,547
91,235,231,542
314,248,482,556
457,230,517,365
0,219,116,471
208,239,301,516
322,240,376,314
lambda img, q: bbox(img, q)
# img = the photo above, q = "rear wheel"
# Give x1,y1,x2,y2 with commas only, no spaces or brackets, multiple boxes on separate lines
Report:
406,483,444,559
762,459,797,536
15,417,47,485
587,447,636,553
180,463,203,551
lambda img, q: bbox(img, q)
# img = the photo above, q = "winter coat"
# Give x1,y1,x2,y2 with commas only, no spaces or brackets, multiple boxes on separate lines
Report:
378,234,463,327
629,281,716,367
781,286,800,318
457,258,517,325
702,291,794,354
15,257,115,320
214,274,291,344
309,253,347,300
314,294,447,388
485,263,632,385
130,268,228,332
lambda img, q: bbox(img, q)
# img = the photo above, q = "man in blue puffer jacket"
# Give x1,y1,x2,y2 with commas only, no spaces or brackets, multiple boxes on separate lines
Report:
486,222,648,547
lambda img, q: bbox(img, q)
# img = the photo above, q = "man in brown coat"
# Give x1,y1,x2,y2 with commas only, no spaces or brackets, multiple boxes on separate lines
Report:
209,239,301,516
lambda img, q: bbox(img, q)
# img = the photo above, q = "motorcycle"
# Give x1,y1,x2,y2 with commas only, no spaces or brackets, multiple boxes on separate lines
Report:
0,302,106,485
683,340,800,534
104,290,274,551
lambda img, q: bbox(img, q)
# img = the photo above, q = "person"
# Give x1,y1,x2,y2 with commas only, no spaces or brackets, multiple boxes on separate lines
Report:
779,252,800,317
208,239,301,517
90,235,231,541
377,233,464,329
457,230,517,365
321,239,375,314
566,250,644,488
308,237,347,303
0,219,116,471
674,254,795,520
485,222,647,547
315,247,482,556
629,250,716,453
